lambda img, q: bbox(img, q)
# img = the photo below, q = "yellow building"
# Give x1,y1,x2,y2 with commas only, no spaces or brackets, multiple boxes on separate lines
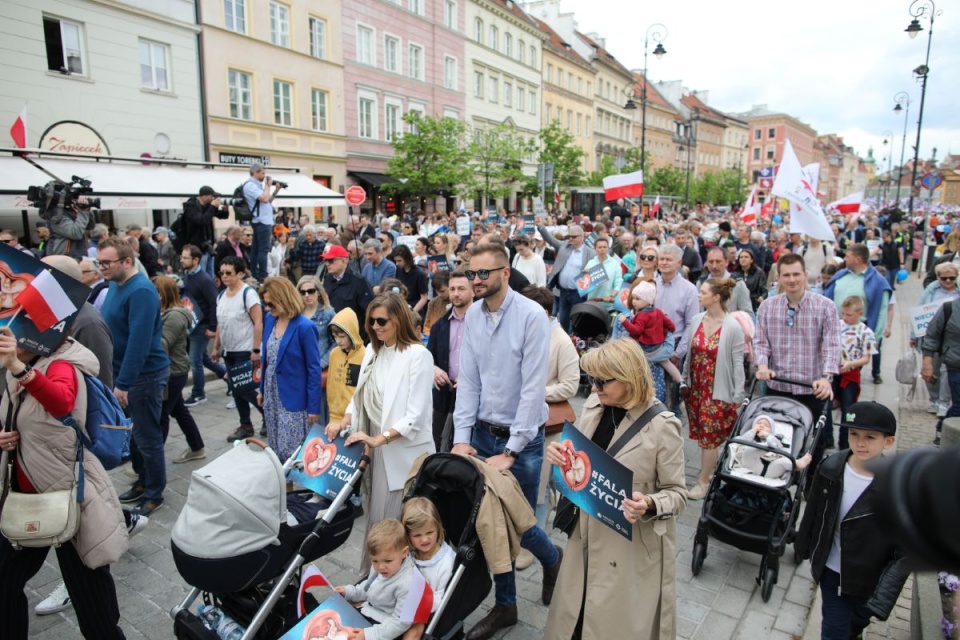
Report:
681,93,726,178
629,73,681,172
577,31,635,172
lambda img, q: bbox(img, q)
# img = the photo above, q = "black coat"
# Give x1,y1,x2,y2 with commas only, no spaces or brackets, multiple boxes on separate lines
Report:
794,450,909,620
426,310,456,414
323,270,374,341
181,268,220,332
182,197,230,252
734,266,767,311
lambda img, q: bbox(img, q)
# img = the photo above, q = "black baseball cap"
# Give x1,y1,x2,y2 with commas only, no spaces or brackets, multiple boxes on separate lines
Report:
840,401,897,436
199,186,219,197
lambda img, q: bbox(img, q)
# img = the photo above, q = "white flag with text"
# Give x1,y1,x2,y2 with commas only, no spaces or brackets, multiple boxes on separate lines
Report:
772,139,833,240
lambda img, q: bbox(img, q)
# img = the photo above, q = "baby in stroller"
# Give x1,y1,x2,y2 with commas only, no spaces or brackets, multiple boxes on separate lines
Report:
618,281,683,383
729,414,812,482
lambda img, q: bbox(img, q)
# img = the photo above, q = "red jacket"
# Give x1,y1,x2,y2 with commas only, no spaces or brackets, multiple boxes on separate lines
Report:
622,309,675,346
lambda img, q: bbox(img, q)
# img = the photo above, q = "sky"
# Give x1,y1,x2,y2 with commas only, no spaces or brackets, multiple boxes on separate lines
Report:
557,0,958,166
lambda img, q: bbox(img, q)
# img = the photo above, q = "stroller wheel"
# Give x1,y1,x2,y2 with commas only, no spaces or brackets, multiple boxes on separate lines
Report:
761,566,777,602
691,542,706,577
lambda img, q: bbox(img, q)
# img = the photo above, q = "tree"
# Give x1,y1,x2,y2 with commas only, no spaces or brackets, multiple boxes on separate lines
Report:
385,113,469,204
645,165,686,197
585,148,642,186
465,124,534,205
689,168,744,206
537,121,585,191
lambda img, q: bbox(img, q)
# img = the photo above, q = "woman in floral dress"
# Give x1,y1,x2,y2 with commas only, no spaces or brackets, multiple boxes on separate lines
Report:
681,278,746,500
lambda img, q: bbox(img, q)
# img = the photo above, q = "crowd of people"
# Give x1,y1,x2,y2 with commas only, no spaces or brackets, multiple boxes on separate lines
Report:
1,160,957,640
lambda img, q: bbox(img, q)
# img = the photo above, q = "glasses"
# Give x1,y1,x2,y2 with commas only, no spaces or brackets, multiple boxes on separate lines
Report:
371,317,390,327
263,301,275,310
0,238,15,244
639,254,657,261
939,276,957,283
586,375,615,391
219,271,235,277
97,258,124,269
786,305,797,328
243,234,253,238
569,235,583,239
299,288,318,296
465,267,505,281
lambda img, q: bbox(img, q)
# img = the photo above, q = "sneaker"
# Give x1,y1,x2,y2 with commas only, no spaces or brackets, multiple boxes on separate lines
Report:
226,398,237,410
127,513,150,537
515,548,535,571
687,482,710,501
873,375,883,384
927,402,941,414
227,425,254,442
131,500,163,518
183,395,206,407
35,582,71,615
172,448,206,464
118,485,145,504
938,402,949,418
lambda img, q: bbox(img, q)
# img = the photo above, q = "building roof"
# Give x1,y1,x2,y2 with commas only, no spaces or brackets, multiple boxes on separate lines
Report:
575,30,633,79
533,16,592,70
630,72,676,113
486,0,543,33
680,92,727,126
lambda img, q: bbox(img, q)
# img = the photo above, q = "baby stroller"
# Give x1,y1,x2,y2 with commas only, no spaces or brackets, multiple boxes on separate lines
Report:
170,438,368,640
403,453,492,640
570,302,613,395
691,379,830,601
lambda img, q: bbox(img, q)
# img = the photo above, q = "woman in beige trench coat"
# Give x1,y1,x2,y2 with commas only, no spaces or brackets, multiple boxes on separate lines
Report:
544,338,687,640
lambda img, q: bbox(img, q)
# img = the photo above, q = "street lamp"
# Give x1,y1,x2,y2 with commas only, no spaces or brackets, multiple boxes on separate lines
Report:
893,92,910,205
881,130,894,204
623,24,667,174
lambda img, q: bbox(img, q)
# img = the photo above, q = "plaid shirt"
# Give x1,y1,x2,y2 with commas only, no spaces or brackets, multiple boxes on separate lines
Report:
753,291,841,395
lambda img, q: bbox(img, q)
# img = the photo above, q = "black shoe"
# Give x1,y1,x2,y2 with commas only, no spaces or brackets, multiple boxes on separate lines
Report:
227,425,255,442
183,394,206,407
873,375,883,384
131,500,163,518
465,604,518,640
259,425,268,438
118,485,145,504
541,545,563,605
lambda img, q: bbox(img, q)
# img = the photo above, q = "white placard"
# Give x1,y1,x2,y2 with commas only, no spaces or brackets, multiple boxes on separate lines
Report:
456,216,471,237
910,301,946,338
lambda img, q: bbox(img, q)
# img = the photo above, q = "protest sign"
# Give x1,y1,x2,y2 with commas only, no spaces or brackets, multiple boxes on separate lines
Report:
279,592,370,640
910,301,947,338
613,282,633,314
287,425,363,500
426,255,450,274
576,262,609,297
456,216,471,237
227,360,260,397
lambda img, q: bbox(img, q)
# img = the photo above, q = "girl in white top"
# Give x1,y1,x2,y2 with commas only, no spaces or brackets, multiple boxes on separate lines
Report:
401,497,455,618
511,235,547,286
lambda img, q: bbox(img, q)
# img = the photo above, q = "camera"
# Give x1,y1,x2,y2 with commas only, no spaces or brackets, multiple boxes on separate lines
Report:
267,177,289,189
26,176,100,214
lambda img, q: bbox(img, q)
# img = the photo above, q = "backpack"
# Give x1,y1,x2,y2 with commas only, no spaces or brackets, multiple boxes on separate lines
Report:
58,374,133,471
170,211,187,252
231,181,260,223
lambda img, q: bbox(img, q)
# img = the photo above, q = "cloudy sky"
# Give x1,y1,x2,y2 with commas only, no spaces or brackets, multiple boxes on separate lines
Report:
558,0,957,166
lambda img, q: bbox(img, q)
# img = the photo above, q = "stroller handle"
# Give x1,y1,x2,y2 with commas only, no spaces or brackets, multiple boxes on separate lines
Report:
242,438,268,449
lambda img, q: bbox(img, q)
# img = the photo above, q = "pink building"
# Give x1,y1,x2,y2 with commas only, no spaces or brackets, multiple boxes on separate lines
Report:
343,0,466,215
736,105,818,198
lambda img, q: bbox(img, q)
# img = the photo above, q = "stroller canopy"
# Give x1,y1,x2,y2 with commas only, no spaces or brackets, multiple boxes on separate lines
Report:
571,302,612,339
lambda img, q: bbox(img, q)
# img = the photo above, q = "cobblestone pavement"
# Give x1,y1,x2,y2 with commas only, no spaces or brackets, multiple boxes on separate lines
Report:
24,276,931,639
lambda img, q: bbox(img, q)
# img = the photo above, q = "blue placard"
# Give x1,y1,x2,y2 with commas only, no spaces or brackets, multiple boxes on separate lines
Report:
552,421,634,540
576,262,609,297
287,425,363,500
226,360,260,397
279,592,371,639
426,255,450,275
522,214,536,235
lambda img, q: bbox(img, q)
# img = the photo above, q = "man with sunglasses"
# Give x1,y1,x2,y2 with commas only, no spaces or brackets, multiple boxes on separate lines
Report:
451,244,562,640
537,223,595,334
0,229,33,255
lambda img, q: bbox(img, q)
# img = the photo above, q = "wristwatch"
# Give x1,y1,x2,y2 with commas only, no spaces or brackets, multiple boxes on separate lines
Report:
382,431,393,444
821,374,835,382
503,448,520,459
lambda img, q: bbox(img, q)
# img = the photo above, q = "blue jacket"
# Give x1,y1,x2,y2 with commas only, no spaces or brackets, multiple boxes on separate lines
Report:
426,309,455,414
260,313,323,414
824,265,892,330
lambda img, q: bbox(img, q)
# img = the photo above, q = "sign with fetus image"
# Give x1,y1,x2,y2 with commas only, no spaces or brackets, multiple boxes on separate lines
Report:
0,244,91,356
552,421,635,540
287,424,363,500
280,592,370,640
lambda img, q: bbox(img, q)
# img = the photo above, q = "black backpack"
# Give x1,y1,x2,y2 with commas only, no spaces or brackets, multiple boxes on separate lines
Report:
231,181,259,223
170,211,187,252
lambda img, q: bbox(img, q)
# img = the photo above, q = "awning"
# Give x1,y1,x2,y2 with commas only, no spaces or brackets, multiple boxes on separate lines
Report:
348,171,393,188
0,155,347,209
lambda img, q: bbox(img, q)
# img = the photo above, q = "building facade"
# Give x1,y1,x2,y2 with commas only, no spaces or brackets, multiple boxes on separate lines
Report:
578,32,635,172
629,73,680,173
737,105,819,187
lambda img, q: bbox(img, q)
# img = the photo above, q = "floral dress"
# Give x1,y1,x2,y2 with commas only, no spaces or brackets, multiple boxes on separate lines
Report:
685,323,739,449
263,331,310,461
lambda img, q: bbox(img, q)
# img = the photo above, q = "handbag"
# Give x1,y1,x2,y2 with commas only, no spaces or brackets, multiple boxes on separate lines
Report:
553,401,667,536
545,400,576,435
895,348,917,385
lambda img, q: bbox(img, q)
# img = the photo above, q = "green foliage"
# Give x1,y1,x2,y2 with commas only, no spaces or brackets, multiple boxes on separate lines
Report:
465,124,535,202
385,113,469,202
537,121,585,190
645,165,686,197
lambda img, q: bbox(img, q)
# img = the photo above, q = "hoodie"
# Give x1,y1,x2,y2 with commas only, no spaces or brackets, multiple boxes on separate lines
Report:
326,307,366,423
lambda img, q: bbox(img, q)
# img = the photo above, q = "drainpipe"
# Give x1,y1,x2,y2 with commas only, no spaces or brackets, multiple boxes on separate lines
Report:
194,0,210,161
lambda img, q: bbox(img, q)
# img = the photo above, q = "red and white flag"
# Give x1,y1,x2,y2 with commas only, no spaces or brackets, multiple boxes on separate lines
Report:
740,185,759,226
651,195,661,218
16,269,77,332
554,183,560,205
826,192,863,214
297,565,332,618
399,568,434,624
602,170,644,201
761,199,774,219
9,105,26,149
771,139,833,240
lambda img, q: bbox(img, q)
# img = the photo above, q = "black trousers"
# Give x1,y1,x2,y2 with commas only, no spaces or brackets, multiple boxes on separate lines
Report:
0,535,125,639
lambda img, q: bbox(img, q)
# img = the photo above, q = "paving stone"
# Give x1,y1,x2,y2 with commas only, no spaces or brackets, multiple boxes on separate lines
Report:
773,600,809,636
693,610,739,640
784,574,816,606
734,610,777,639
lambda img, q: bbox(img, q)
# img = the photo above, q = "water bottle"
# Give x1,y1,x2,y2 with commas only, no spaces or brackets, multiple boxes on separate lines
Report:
216,613,246,640
196,604,222,631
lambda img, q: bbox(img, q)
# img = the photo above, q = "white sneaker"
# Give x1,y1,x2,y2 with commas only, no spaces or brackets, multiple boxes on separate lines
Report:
35,582,71,615
927,402,941,414
937,402,949,418
127,513,150,537
226,398,237,409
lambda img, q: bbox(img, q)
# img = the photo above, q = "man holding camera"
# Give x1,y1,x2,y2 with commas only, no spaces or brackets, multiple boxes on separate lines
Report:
181,186,230,277
243,163,284,281
46,195,94,259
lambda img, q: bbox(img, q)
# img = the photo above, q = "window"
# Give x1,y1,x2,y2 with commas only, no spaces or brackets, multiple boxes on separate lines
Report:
309,17,327,59
557,67,563,85
443,107,459,120
311,89,328,131
273,80,293,126
503,82,512,107
546,63,553,84
474,71,484,98
410,0,423,15
567,110,572,131
474,18,483,42
42,17,85,75
576,113,582,135
444,56,456,90
545,103,552,121
504,33,512,57
516,87,524,111
228,69,252,120
385,103,400,140
358,97,375,138
139,40,170,91
568,72,573,90
357,25,374,65
444,0,456,29
269,2,290,48
766,146,775,160
489,25,498,50
488,77,498,103
409,44,423,80
528,90,536,115
529,46,536,68
585,116,591,136
754,129,761,140
518,40,525,63
577,77,582,95
586,81,591,96
384,36,399,72
767,127,775,138
408,104,425,133
224,0,246,33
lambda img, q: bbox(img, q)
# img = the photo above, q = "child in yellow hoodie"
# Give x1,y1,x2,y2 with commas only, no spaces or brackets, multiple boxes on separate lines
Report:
326,307,366,425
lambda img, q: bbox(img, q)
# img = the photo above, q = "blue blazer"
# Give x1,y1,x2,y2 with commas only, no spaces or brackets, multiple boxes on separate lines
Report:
260,313,323,414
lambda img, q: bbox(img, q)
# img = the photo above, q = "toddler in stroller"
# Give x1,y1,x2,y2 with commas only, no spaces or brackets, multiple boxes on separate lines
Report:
729,414,812,482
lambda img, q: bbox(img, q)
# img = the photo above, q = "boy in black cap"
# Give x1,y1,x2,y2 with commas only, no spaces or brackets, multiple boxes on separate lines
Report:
794,401,908,640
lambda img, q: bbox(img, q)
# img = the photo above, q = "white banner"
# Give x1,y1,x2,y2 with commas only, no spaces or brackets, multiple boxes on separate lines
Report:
910,301,946,338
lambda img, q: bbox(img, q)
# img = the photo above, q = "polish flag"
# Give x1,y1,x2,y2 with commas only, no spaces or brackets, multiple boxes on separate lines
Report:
761,199,774,219
9,105,26,149
399,568,434,624
554,183,560,205
740,185,759,226
297,565,332,618
16,269,77,332
602,170,644,201
826,192,863,215
651,195,661,219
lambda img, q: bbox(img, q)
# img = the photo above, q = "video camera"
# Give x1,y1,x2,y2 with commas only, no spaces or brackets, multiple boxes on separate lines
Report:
26,176,101,213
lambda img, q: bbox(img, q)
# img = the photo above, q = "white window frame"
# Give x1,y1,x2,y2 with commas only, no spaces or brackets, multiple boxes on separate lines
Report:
358,91,378,139
224,0,246,34
228,68,253,120
43,16,87,75
444,0,456,30
488,76,498,103
310,88,329,132
529,46,536,68
409,0,424,15
503,82,512,108
308,16,327,59
407,101,426,134
408,43,423,80
504,33,512,58
488,25,498,51
273,79,293,126
473,18,483,42
385,98,402,141
356,24,375,66
384,34,401,73
528,90,536,115
269,2,290,48
516,87,524,111
474,70,484,98
443,107,459,120
518,40,525,63
139,39,170,91
444,55,456,90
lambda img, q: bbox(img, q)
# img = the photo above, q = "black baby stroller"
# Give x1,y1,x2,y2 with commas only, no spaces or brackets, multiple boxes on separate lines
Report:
571,301,613,395
170,438,368,640
691,379,830,601
403,453,492,640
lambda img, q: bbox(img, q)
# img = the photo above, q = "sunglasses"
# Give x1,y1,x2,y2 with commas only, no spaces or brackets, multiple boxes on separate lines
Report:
263,301,275,310
219,271,235,277
940,276,957,283
371,317,390,327
299,288,318,296
639,254,657,261
465,267,505,281
786,305,797,328
586,375,615,391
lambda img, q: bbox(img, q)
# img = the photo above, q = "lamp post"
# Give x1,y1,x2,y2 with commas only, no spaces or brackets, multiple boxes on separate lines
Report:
623,24,667,174
892,92,910,205
881,130,894,204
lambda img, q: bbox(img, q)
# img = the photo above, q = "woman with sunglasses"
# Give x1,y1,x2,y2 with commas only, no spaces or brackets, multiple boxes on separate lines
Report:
326,292,434,571
257,277,323,460
914,261,960,420
298,276,336,370
543,338,686,640
632,244,661,282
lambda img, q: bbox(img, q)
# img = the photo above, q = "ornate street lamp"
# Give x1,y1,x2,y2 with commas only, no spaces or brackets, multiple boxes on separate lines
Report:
623,24,667,173
893,92,910,204
881,130,894,204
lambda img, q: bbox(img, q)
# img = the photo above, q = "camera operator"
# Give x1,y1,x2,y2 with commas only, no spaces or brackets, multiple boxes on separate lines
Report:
45,193,95,259
243,163,284,282
181,186,229,276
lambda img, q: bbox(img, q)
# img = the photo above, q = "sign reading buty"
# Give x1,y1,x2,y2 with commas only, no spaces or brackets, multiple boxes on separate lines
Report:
910,301,947,338
552,421,634,539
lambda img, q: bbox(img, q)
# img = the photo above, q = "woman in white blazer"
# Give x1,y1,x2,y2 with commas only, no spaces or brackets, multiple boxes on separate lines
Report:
326,292,435,570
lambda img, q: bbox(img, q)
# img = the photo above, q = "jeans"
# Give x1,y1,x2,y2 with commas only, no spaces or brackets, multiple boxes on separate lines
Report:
819,568,871,640
557,287,585,335
224,352,263,427
251,222,273,281
471,425,560,606
200,251,214,278
128,367,170,503
161,373,204,451
885,267,898,291
833,379,860,450
936,367,960,436
188,331,227,398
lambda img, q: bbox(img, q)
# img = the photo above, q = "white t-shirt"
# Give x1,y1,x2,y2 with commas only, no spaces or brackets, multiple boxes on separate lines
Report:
217,285,260,352
414,541,455,611
825,462,873,573
512,252,547,287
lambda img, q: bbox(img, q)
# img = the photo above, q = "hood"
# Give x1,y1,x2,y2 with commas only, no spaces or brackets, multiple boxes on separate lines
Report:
330,307,362,351
45,336,101,379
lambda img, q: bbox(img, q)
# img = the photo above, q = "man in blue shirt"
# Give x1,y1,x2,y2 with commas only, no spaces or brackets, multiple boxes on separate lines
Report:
452,243,562,640
180,244,227,406
361,238,396,292
243,162,283,281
